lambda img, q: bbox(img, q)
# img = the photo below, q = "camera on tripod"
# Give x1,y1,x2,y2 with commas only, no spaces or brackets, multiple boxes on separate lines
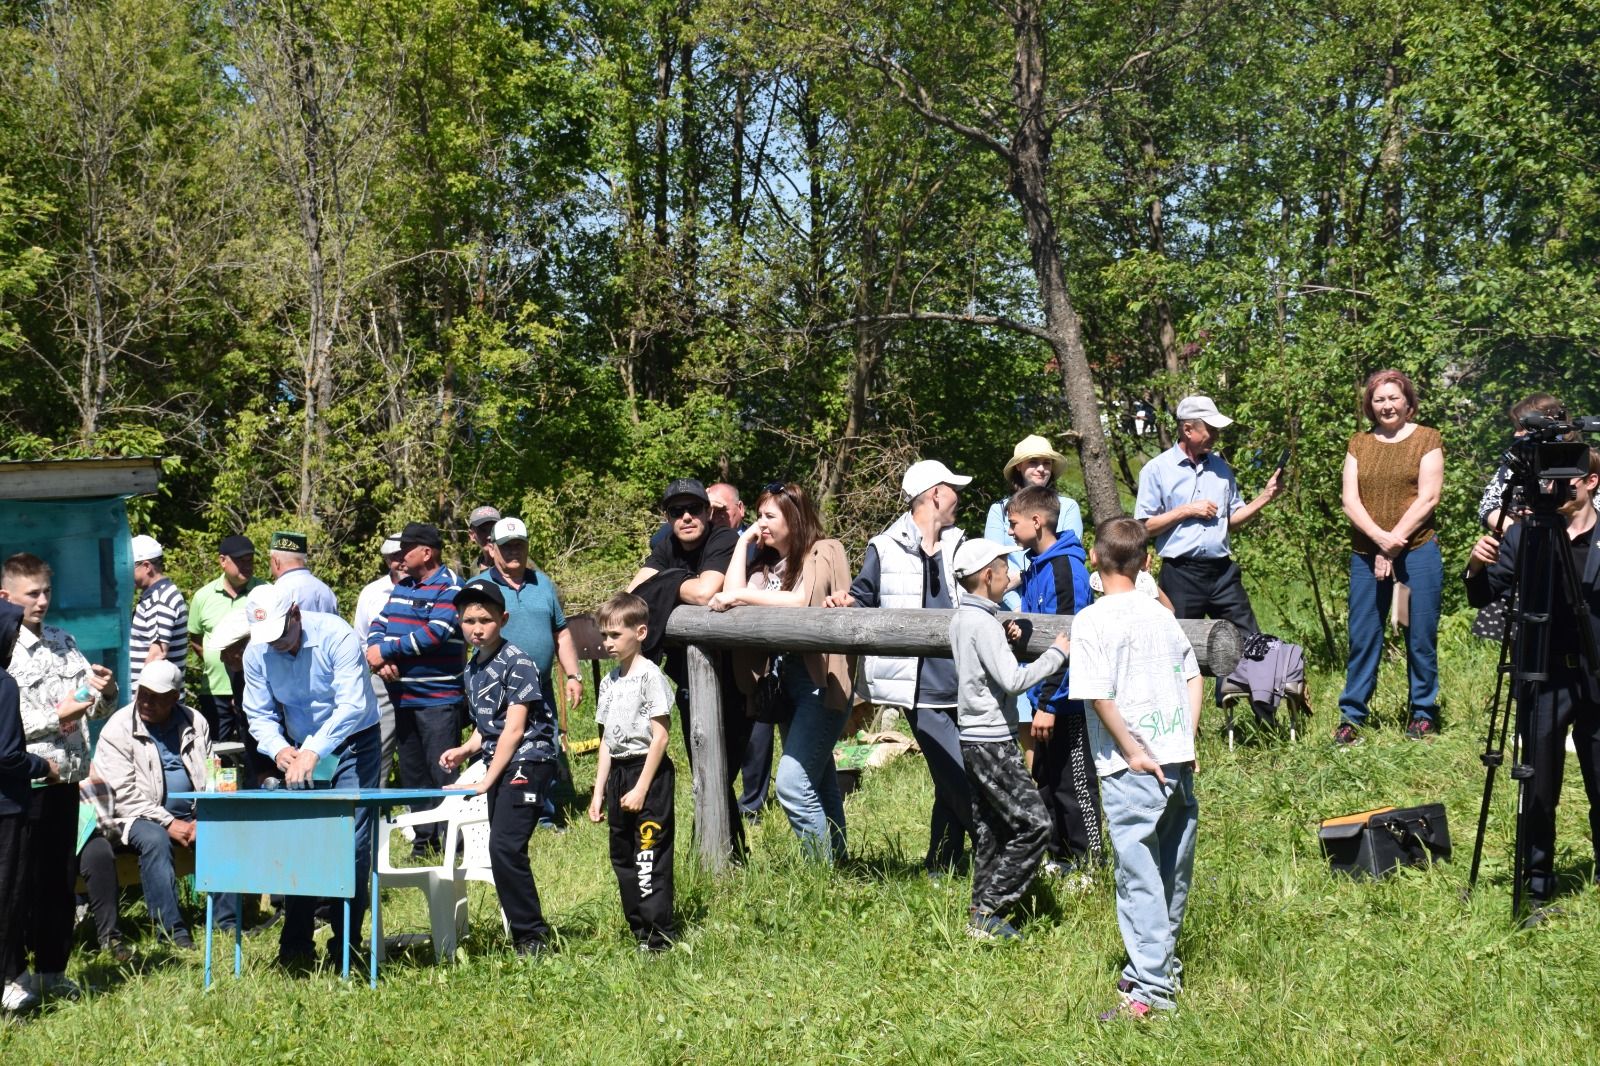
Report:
1503,412,1600,507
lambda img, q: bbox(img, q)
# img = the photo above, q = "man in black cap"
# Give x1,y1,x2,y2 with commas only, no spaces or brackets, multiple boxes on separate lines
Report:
365,522,466,852
627,479,745,854
189,535,267,741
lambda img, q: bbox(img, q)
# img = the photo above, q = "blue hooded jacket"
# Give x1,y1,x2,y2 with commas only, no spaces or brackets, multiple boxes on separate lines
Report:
1018,531,1092,716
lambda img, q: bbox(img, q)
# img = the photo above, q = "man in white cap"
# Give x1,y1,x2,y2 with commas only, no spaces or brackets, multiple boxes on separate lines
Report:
1134,395,1282,635
129,534,188,692
479,517,582,829
826,458,977,874
92,658,232,949
240,584,381,966
352,534,405,777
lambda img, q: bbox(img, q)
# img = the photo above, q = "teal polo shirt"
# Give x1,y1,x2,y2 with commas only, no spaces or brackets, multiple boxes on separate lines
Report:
189,574,266,694
480,568,567,686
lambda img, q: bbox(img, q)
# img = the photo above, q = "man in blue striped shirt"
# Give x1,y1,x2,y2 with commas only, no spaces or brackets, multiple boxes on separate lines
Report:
364,523,464,852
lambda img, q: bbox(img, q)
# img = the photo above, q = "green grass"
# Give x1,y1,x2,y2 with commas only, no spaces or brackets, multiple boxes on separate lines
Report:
7,631,1600,1063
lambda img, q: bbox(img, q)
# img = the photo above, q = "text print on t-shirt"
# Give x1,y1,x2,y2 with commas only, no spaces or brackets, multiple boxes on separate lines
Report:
1134,665,1190,741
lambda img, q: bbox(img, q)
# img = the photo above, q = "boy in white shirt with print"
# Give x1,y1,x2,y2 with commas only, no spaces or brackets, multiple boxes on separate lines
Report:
1068,517,1202,1020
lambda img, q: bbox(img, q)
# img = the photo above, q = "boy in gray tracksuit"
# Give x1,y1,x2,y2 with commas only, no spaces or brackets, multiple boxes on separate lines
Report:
948,539,1072,940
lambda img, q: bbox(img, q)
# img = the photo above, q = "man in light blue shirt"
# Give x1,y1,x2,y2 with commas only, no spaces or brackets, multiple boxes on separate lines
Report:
1134,395,1281,633
241,584,380,967
268,531,339,615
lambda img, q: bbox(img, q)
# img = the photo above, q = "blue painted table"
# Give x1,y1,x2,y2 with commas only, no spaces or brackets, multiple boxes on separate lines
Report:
172,788,457,988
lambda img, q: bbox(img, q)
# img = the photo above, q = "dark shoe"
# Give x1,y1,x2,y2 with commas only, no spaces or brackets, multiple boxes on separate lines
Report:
535,819,567,836
1405,717,1436,741
169,929,197,951
513,939,551,958
1332,722,1360,746
1521,902,1565,929
967,911,1022,941
276,950,317,976
103,939,135,964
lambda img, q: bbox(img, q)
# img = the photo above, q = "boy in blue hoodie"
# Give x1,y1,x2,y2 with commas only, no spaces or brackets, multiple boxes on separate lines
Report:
1008,485,1102,875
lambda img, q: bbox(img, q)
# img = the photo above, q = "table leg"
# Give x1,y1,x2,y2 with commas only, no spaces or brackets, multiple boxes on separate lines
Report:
203,895,214,990
341,898,351,981
234,894,243,976
369,818,380,989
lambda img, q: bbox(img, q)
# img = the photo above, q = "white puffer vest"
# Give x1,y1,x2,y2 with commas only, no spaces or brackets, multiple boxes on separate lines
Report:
862,513,965,708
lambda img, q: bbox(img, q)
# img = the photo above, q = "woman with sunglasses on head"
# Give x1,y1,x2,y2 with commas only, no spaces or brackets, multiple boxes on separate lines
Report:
709,483,855,862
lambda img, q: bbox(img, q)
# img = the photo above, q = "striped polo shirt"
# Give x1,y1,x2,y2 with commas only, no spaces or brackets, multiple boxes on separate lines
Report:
130,576,188,691
366,564,465,708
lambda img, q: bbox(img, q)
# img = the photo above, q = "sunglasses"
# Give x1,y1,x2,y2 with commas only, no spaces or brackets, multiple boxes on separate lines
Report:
762,482,787,496
666,502,707,520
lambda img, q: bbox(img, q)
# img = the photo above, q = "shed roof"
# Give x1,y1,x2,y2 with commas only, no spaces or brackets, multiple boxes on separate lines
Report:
0,456,161,500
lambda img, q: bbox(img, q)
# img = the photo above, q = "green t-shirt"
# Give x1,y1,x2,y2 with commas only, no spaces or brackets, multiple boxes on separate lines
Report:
188,574,265,695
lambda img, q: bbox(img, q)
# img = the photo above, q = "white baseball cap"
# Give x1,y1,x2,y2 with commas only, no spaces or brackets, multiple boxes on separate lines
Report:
206,606,252,652
380,534,402,556
902,459,972,501
492,517,529,545
1175,395,1234,429
130,534,164,563
138,658,183,694
244,584,296,645
951,538,1011,580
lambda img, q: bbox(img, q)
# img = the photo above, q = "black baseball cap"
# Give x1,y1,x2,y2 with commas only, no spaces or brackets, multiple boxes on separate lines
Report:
399,522,443,550
219,534,255,558
661,478,709,509
454,579,506,614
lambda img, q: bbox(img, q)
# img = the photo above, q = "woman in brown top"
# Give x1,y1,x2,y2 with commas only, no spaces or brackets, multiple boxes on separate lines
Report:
1335,368,1445,743
709,483,853,862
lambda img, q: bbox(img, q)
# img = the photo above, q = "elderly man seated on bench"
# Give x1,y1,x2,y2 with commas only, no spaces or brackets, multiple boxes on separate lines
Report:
85,659,234,950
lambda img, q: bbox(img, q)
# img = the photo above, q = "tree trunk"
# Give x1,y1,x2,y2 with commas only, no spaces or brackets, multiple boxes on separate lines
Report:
684,643,731,872
1007,1,1121,523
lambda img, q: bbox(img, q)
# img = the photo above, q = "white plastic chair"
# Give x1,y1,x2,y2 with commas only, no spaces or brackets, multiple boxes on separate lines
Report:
374,762,487,963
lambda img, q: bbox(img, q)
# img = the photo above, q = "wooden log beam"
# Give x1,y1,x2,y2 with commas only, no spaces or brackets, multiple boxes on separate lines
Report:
684,643,732,874
662,606,1242,678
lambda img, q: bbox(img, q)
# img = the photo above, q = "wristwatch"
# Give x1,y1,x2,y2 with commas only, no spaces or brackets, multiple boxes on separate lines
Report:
567,673,581,683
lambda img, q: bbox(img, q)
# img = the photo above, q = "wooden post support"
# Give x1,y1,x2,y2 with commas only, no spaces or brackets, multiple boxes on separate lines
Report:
684,643,732,873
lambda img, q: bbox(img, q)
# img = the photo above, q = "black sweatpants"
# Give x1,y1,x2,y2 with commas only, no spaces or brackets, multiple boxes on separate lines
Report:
9,783,76,979
0,809,27,984
607,755,676,949
963,741,1050,919
1524,673,1600,901
488,761,556,947
907,706,975,873
1032,709,1104,866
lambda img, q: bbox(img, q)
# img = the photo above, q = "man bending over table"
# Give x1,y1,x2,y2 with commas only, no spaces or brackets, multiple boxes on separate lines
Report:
240,585,380,969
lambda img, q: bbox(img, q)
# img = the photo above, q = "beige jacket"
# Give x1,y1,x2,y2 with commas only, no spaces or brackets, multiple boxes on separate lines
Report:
92,703,212,844
734,538,857,714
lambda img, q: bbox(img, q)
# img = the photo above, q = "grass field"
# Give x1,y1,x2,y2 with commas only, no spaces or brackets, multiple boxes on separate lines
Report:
6,621,1600,1063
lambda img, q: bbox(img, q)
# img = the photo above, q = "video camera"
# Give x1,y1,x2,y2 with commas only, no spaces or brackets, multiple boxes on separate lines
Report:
1505,412,1600,506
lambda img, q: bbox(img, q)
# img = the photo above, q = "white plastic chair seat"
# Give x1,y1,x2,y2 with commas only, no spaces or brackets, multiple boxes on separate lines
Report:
374,762,487,963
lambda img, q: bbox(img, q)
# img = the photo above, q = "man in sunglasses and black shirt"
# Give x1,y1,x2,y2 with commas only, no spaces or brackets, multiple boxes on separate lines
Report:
628,479,745,854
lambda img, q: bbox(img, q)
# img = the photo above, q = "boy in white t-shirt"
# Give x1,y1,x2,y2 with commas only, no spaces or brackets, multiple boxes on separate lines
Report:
588,592,676,950
1068,517,1202,1020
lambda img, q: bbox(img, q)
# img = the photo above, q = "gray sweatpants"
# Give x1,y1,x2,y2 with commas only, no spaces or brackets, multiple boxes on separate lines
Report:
961,740,1050,919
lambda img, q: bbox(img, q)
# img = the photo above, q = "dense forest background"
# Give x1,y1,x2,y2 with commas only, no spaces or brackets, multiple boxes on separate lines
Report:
2,0,1597,655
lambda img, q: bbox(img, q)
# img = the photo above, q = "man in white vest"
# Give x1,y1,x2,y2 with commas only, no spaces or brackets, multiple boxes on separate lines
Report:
826,459,974,874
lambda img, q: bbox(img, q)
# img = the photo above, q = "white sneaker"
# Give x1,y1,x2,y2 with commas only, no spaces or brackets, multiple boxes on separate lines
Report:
2,979,39,1013
30,972,81,1001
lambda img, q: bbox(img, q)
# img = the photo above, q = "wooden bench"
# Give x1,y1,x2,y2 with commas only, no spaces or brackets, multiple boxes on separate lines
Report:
74,838,196,894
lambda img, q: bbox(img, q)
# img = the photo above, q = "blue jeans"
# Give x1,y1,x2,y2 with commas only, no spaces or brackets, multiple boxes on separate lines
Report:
1101,765,1198,1010
1339,539,1442,725
280,724,381,960
126,817,236,937
775,659,848,863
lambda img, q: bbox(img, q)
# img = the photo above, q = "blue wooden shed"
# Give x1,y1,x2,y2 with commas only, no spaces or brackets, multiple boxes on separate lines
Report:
0,457,161,699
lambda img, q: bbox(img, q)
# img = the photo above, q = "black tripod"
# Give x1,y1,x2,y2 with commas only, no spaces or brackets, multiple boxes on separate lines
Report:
1467,475,1600,920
